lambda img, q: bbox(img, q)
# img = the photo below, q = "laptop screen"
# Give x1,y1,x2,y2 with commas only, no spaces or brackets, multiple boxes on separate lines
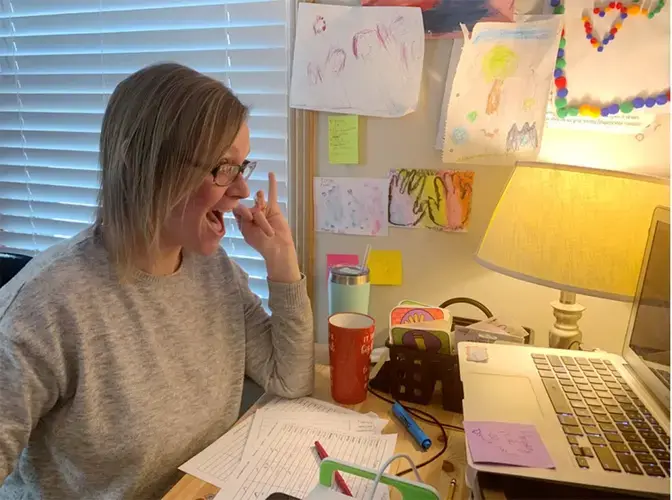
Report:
628,218,670,389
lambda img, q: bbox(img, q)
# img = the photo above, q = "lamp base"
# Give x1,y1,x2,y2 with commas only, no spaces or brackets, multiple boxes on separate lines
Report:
549,291,586,349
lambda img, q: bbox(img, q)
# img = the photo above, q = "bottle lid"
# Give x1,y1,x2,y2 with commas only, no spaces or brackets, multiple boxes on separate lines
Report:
330,264,369,285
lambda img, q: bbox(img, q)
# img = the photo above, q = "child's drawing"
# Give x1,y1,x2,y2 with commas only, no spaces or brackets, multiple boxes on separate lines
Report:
290,4,424,117
442,17,562,164
315,177,388,236
505,122,538,152
482,45,518,115
388,169,474,232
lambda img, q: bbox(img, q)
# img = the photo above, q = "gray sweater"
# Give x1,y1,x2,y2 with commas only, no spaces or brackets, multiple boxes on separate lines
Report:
0,228,314,499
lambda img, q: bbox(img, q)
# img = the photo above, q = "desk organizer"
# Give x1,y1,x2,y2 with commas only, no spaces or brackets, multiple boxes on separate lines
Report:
385,298,533,413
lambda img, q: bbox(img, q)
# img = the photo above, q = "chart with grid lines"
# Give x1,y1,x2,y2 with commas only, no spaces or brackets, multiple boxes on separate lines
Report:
218,422,397,500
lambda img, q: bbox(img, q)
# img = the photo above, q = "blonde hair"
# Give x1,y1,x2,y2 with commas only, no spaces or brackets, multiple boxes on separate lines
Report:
95,63,248,278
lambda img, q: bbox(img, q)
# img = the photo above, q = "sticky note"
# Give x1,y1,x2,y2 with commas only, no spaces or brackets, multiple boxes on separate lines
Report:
463,421,554,469
326,254,359,281
328,115,359,164
366,250,402,286
466,345,488,363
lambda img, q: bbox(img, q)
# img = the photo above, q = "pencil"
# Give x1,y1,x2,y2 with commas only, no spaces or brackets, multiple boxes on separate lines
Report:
314,441,353,497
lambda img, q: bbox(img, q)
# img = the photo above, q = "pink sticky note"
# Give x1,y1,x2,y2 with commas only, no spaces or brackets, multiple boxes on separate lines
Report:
326,254,359,280
464,421,555,469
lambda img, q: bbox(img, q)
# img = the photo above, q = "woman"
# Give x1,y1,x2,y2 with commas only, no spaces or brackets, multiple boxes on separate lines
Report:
0,63,314,499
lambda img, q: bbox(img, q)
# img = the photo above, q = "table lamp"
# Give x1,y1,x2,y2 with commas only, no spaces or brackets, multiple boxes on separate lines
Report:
475,162,670,349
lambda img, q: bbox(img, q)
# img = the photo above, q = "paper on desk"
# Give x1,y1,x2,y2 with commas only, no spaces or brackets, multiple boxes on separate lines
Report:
178,416,252,488
315,177,388,236
441,17,562,165
179,397,364,488
261,396,362,416
216,422,397,500
289,3,424,117
245,410,389,458
464,421,554,469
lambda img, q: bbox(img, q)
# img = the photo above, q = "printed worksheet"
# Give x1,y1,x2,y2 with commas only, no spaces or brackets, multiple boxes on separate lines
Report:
216,422,397,500
245,410,388,458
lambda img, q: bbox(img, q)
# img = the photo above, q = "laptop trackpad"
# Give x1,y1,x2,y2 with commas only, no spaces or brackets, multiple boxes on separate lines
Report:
463,373,545,422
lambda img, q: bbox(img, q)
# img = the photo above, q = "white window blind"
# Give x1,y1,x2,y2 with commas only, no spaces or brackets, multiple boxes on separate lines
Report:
0,0,291,303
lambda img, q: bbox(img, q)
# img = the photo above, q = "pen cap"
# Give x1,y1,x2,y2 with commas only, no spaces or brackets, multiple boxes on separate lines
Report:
392,402,432,451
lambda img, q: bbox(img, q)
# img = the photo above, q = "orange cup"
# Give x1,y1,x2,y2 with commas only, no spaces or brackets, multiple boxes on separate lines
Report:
328,312,375,405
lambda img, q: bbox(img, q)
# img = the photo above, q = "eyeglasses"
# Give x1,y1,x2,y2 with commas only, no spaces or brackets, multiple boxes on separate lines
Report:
211,160,257,187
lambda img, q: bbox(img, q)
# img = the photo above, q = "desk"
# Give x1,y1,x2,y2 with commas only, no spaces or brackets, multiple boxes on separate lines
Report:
163,364,468,500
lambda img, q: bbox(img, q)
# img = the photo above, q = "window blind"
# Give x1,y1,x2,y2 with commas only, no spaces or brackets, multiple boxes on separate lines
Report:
0,0,292,303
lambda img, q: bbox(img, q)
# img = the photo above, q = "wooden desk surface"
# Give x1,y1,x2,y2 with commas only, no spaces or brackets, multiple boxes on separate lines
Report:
163,364,467,500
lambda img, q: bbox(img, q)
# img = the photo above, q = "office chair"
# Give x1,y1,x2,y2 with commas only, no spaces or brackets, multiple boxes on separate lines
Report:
0,253,32,288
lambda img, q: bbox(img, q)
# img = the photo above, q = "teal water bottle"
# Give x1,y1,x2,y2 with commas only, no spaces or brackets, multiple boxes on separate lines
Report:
328,265,371,316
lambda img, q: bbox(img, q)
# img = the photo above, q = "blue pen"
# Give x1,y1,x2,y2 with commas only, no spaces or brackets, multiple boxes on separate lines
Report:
392,402,432,451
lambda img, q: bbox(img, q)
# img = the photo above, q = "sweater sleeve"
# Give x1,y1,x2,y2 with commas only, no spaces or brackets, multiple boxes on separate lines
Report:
0,327,63,484
231,262,314,398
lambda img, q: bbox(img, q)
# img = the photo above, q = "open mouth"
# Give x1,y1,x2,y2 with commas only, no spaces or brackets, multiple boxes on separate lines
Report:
206,209,225,236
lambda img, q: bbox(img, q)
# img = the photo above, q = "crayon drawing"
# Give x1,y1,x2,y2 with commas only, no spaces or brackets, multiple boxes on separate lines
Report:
388,169,474,232
314,177,389,236
442,17,562,164
360,0,514,39
482,44,518,115
290,4,424,117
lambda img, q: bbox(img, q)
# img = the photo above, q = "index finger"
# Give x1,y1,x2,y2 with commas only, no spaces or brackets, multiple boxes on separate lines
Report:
267,172,278,207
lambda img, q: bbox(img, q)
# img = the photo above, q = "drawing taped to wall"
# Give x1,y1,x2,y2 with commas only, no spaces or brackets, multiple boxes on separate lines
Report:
360,0,514,39
290,3,424,117
442,17,562,165
388,169,474,232
315,177,389,236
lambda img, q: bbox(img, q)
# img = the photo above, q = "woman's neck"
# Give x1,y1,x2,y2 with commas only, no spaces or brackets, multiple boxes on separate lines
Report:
136,246,183,276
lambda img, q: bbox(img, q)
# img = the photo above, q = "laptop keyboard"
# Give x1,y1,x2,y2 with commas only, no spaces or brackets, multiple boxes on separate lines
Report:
532,353,670,477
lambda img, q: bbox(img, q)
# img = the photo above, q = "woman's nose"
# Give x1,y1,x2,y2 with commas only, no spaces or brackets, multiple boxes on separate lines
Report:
225,173,251,200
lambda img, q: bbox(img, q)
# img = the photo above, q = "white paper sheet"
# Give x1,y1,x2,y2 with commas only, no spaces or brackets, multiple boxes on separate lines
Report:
216,422,397,500
178,397,361,488
435,39,464,150
314,177,388,236
289,3,424,117
178,417,252,488
261,396,360,416
441,17,562,165
557,0,669,115
515,13,662,134
245,410,389,458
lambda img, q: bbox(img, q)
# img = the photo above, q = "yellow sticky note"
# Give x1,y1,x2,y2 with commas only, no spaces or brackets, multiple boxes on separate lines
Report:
366,250,402,286
328,115,359,164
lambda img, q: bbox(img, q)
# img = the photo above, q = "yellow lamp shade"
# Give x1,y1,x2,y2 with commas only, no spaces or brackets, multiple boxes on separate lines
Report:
476,163,670,301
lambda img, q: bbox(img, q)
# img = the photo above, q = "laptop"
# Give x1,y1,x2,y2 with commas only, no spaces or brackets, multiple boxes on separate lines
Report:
459,206,670,497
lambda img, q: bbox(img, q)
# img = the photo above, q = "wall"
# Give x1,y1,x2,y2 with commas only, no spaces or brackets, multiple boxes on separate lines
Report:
311,24,670,353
